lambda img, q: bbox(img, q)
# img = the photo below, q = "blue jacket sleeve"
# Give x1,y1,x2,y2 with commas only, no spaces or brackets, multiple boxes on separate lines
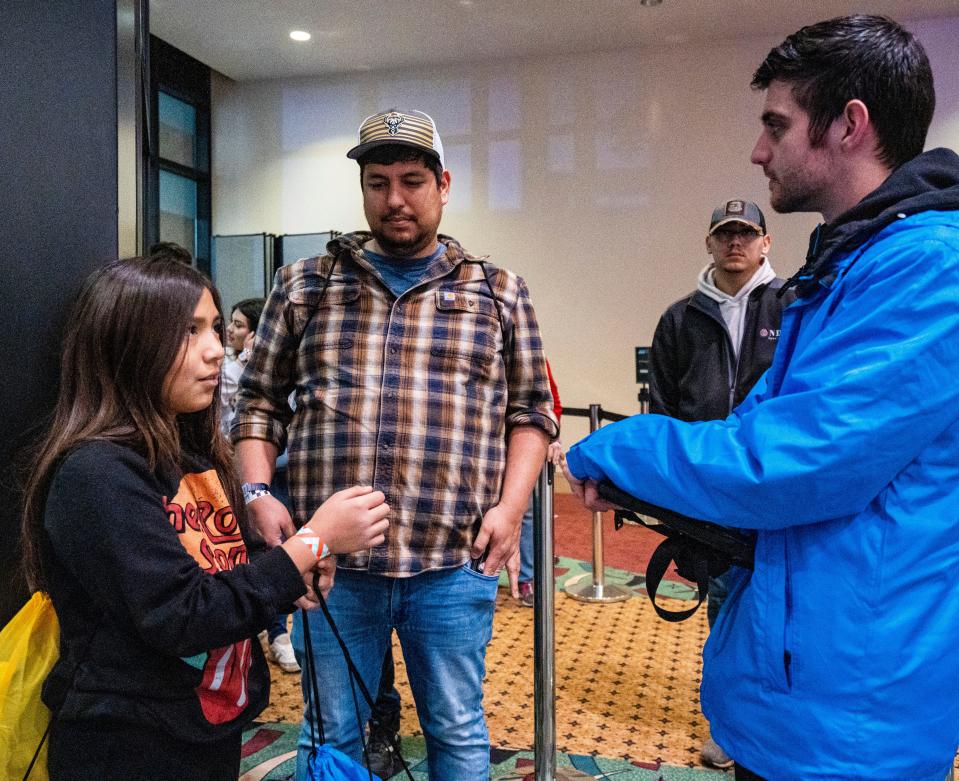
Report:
567,225,959,529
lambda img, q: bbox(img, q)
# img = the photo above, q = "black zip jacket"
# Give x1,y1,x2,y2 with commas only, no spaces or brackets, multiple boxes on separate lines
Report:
649,279,795,421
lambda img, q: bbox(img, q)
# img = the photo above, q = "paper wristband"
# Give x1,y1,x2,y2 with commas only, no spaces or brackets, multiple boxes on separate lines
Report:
293,526,331,560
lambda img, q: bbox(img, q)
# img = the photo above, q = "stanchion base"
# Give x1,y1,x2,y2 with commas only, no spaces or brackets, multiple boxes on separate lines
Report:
565,582,632,603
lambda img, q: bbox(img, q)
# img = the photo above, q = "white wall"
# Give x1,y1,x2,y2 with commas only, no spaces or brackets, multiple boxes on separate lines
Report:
212,18,959,447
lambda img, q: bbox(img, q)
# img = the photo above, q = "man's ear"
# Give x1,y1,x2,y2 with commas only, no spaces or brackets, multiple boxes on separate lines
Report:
440,170,451,205
837,99,872,153
761,234,771,254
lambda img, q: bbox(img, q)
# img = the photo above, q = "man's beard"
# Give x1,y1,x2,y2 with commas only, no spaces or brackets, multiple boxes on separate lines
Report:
770,185,818,214
372,218,435,257
767,166,824,215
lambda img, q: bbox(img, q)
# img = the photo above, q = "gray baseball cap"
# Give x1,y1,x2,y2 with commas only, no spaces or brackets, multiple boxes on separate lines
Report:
708,199,766,235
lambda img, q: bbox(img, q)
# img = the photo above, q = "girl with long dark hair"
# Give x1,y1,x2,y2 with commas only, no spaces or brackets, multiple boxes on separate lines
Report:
20,257,389,780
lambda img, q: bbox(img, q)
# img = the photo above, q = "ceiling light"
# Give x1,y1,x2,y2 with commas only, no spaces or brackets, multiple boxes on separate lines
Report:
290,30,311,42
639,0,662,6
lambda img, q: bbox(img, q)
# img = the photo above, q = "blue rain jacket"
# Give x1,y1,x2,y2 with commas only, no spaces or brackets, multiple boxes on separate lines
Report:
567,152,959,780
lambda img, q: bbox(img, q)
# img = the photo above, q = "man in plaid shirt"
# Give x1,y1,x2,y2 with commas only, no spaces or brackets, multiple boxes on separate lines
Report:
232,108,557,780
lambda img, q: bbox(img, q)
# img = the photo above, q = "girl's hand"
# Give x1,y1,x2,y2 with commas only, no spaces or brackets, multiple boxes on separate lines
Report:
296,557,337,610
547,440,564,466
308,485,390,554
314,556,336,599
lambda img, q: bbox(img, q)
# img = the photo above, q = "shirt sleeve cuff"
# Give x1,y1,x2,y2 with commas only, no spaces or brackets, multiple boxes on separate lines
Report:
230,418,288,450
507,410,559,439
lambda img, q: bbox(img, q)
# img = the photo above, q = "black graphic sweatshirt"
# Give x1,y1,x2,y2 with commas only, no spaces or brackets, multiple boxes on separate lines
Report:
40,439,306,742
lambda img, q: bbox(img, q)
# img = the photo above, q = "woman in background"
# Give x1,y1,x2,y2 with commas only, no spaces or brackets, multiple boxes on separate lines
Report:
20,257,389,780
220,297,265,436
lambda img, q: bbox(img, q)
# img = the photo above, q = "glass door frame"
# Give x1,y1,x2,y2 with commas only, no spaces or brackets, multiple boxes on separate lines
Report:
147,35,212,274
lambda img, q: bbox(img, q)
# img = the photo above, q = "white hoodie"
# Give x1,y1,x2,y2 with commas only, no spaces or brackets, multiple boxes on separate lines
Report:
696,258,777,360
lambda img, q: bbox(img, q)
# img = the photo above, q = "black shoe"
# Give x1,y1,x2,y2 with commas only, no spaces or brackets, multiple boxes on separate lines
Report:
366,728,404,779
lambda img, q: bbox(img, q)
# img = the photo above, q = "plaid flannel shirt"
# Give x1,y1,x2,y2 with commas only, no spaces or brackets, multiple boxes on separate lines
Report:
232,232,558,576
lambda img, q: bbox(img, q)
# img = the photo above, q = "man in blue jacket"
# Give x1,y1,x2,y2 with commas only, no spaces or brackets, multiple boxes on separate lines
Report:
565,15,959,781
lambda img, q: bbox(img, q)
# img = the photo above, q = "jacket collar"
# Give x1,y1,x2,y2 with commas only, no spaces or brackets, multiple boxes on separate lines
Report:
782,147,959,298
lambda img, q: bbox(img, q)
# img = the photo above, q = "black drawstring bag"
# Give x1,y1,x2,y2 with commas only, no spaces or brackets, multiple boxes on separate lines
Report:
299,573,415,780
599,481,756,622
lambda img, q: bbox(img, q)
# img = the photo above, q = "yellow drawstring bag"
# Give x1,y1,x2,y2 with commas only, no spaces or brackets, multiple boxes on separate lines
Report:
0,592,59,781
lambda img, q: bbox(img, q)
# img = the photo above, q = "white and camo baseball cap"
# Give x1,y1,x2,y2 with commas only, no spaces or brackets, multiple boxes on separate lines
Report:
346,108,445,169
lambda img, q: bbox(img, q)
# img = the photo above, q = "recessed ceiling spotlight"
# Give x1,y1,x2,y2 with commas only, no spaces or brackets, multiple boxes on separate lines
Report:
639,0,662,6
290,30,311,42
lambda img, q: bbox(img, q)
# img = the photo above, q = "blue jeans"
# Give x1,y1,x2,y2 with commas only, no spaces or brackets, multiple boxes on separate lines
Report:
291,564,499,780
519,495,535,583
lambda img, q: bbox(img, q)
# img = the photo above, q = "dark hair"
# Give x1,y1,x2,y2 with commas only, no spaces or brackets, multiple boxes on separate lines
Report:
148,241,193,265
358,145,444,186
231,297,266,335
20,257,239,591
752,14,934,169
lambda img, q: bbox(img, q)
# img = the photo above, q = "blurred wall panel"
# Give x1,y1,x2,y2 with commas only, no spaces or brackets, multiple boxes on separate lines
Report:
0,0,120,623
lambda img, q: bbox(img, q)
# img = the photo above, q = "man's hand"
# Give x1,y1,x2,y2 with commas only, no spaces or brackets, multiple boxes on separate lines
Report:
471,503,524,597
248,493,297,548
561,456,618,513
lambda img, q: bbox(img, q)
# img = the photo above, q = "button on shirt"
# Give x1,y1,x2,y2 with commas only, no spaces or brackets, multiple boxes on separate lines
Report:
232,232,558,576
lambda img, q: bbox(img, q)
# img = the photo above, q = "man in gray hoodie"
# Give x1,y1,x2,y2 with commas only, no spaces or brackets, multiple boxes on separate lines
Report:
648,198,794,768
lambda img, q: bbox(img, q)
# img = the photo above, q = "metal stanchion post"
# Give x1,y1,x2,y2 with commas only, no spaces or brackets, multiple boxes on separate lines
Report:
533,462,591,781
566,404,631,604
533,463,555,781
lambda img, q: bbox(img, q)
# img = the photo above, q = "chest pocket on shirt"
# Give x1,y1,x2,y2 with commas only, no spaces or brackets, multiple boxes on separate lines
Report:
288,282,361,347
430,290,499,366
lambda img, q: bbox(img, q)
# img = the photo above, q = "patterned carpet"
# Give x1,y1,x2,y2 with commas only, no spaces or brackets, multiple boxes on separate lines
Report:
248,545,729,780
242,495,959,779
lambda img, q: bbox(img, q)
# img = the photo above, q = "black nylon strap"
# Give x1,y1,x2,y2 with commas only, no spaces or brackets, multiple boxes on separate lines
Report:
476,260,514,371
300,600,374,777
300,607,326,749
307,574,415,781
21,720,50,781
644,538,709,622
23,613,101,781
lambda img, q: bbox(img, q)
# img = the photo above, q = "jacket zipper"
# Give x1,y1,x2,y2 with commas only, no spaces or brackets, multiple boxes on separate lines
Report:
728,298,753,412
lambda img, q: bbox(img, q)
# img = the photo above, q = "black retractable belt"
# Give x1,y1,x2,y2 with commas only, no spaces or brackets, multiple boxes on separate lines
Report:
598,482,755,622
